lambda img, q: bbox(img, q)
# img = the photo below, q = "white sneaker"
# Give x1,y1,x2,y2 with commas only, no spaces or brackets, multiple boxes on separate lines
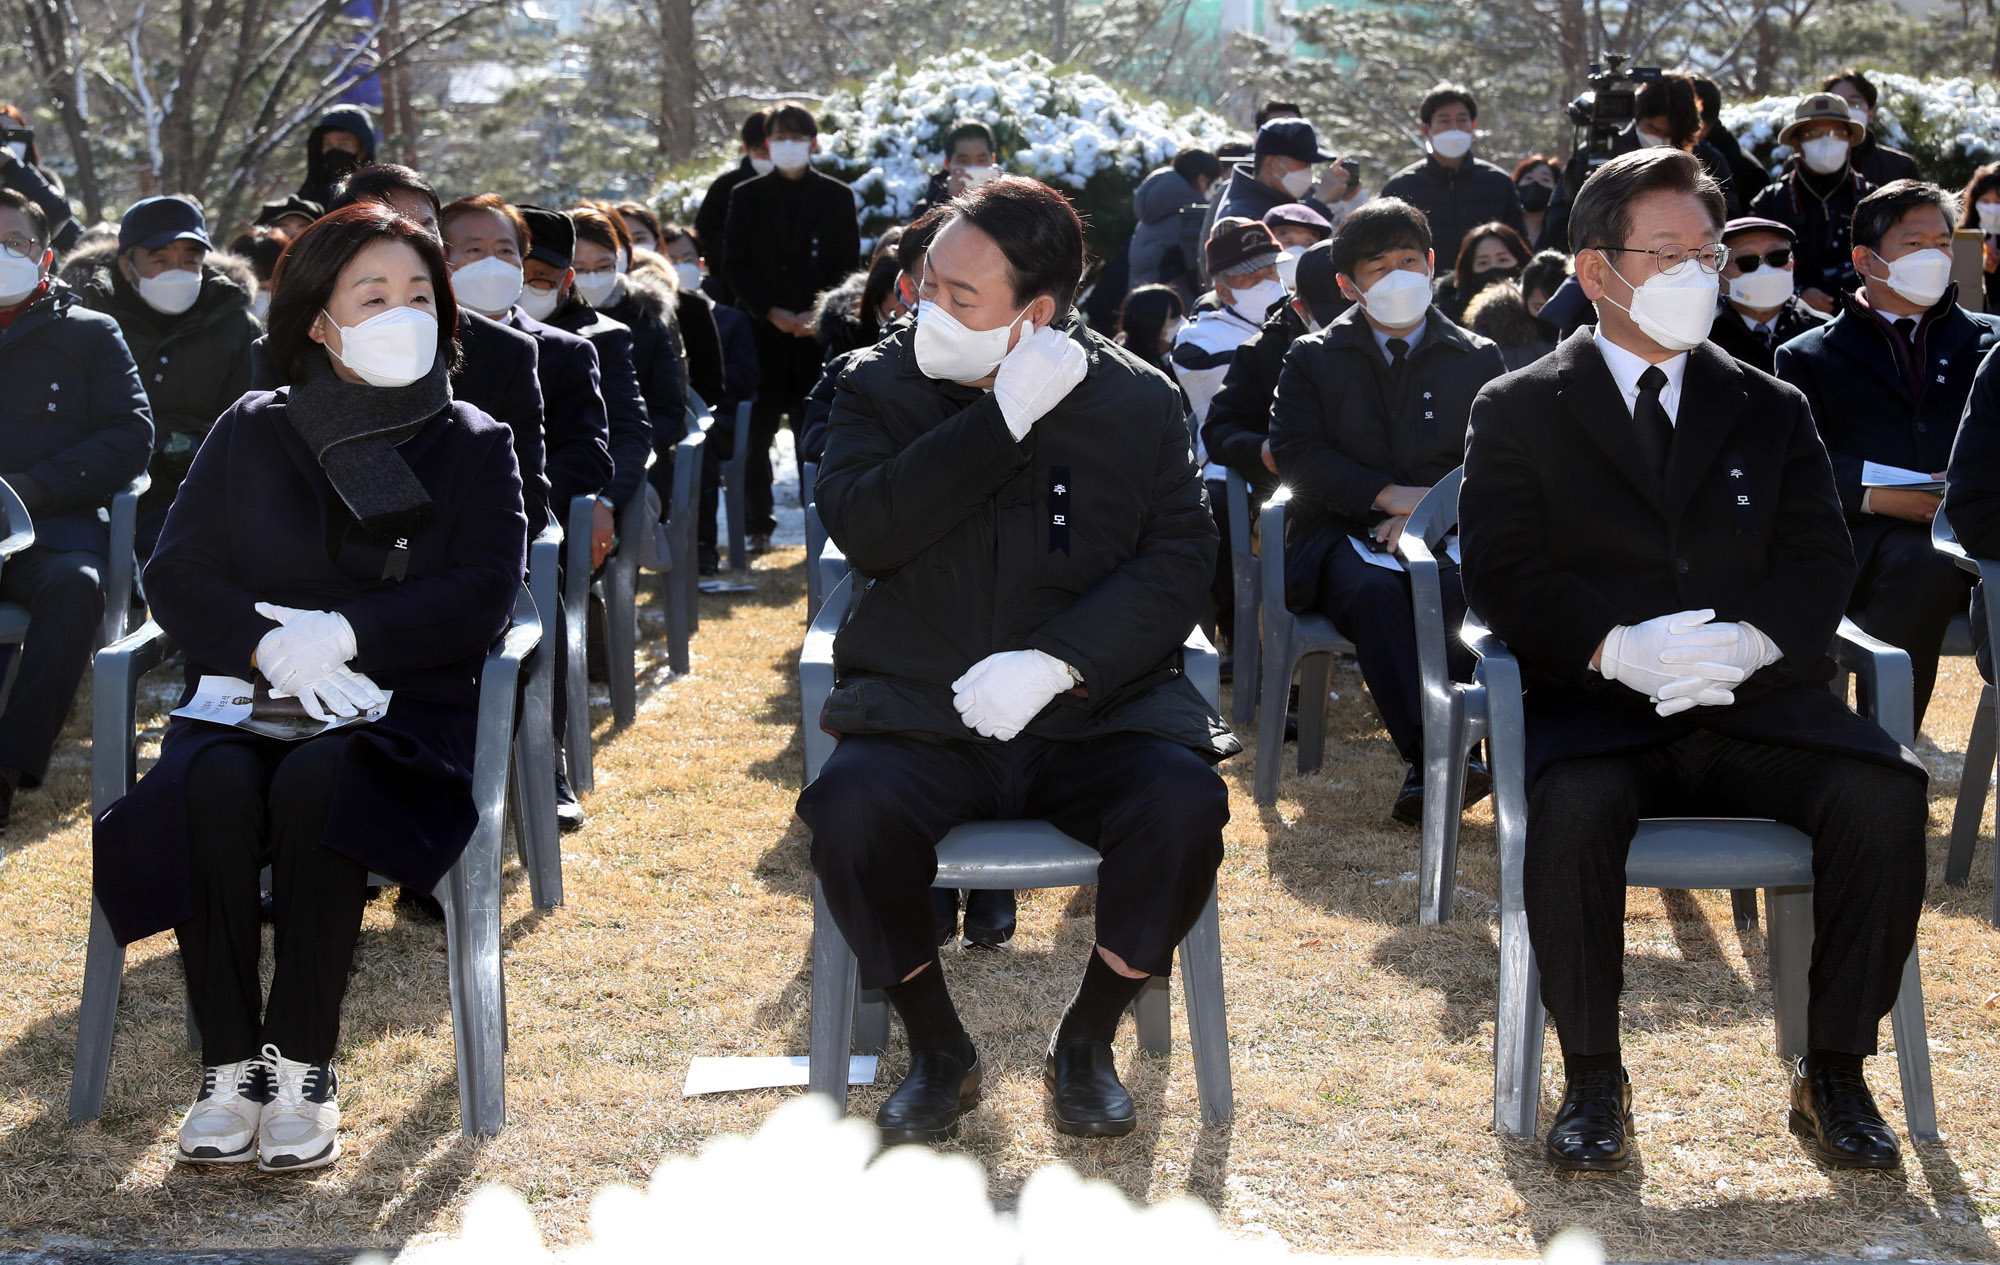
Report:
256,1043,341,1173
176,1057,272,1164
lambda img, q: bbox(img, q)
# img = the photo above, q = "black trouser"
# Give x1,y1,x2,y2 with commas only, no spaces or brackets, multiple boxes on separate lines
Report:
699,439,723,567
748,322,825,536
0,546,104,784
1525,729,1927,1061
1206,478,1234,644
1312,542,1471,764
1848,517,1972,726
176,735,370,1066
799,732,1229,991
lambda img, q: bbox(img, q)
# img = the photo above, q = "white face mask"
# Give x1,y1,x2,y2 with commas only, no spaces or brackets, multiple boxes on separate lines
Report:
913,299,1030,383
137,266,202,316
749,155,776,176
1275,247,1303,288
1978,201,2000,235
323,305,437,388
4,141,25,165
673,261,704,292
0,249,43,306
1279,166,1315,199
1428,129,1473,159
1226,276,1287,324
1162,317,1187,346
1636,128,1671,149
1801,136,1851,175
1355,267,1431,329
1850,104,1872,129
451,256,523,317
1728,262,1795,311
574,269,619,308
1597,253,1719,352
250,288,272,321
960,164,1000,189
1873,247,1954,309
518,281,562,322
768,139,812,173
629,233,657,253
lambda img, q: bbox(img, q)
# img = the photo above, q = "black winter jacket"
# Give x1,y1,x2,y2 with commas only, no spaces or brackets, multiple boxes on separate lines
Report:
1199,303,1305,499
544,297,651,512
723,168,861,323
1944,344,2000,557
506,309,613,516
600,269,689,458
1379,154,1527,266
1708,295,1826,376
1748,164,1875,299
816,312,1237,759
297,106,377,207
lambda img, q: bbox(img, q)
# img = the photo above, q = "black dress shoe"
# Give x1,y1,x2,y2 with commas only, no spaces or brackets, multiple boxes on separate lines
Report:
1391,764,1424,825
554,770,585,833
877,1048,981,1144
931,888,960,946
1546,1067,1634,1171
1045,1038,1136,1138
1790,1060,1902,1170
962,889,1016,947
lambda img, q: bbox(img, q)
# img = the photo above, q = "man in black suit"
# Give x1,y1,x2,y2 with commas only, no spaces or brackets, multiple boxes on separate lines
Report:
1707,216,1825,375
1269,198,1507,822
723,101,861,554
1460,148,1928,1173
1773,179,1998,727
693,108,772,309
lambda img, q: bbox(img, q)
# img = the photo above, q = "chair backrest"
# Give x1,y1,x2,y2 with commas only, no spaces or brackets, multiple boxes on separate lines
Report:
1404,465,1462,553
1401,468,1465,719
0,477,35,569
1224,471,1253,571
1256,487,1292,623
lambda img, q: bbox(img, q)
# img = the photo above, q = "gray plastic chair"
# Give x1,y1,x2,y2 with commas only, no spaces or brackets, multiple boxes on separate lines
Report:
1395,469,1473,925
1464,614,1938,1142
1224,471,1262,731
803,461,828,623
1930,510,2000,925
514,521,564,910
1252,487,1356,806
69,588,541,1137
587,451,657,730
100,473,149,649
663,422,706,674
0,479,37,714
562,493,596,795
708,397,753,574
799,574,1234,1125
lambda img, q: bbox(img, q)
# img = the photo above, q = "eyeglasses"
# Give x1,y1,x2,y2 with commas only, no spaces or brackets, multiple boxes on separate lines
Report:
1731,248,1792,273
1598,242,1732,275
0,239,40,261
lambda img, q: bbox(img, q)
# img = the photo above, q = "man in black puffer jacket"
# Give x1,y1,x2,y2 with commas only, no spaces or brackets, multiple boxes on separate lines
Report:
799,177,1235,1148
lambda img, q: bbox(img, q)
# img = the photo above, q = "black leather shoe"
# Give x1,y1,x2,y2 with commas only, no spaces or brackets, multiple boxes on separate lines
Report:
1045,1038,1136,1138
1546,1067,1634,1171
554,770,585,833
1391,764,1425,825
877,1048,981,1145
1790,1060,1901,1170
962,889,1016,947
931,888,960,946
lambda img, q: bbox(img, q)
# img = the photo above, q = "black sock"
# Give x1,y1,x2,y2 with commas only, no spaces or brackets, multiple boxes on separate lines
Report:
1561,1050,1624,1081
1053,950,1151,1049
883,959,973,1062
1805,1048,1865,1076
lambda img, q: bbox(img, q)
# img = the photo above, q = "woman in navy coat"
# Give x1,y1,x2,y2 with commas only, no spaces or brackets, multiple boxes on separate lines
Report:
93,204,527,1173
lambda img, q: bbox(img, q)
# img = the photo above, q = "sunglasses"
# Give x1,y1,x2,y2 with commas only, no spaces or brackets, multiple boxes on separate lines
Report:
1732,248,1792,273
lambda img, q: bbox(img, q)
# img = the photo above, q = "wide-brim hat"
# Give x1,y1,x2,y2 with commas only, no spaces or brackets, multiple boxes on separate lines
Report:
1778,93,1865,148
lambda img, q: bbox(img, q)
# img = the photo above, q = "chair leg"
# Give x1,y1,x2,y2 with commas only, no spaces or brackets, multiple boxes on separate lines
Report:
1946,684,1994,889
68,901,128,1123
1179,886,1233,1125
1252,630,1294,807
1231,567,1260,731
512,692,563,912
1134,975,1171,1057
1890,945,1938,1143
808,878,858,1109
853,989,890,1056
1419,694,1470,925
1732,888,1760,930
1295,652,1332,778
1764,884,1812,1063
441,797,508,1136
609,567,637,727
563,606,594,798
1492,911,1544,1138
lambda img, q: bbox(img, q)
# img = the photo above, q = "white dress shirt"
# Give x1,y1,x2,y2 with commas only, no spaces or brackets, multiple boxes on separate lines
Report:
1372,318,1427,362
1594,327,1687,425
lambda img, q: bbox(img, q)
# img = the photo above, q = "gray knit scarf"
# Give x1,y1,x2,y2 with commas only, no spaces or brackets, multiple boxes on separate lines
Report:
287,351,447,542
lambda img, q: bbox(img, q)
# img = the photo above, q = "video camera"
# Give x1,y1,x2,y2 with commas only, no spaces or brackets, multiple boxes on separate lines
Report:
1565,54,1661,173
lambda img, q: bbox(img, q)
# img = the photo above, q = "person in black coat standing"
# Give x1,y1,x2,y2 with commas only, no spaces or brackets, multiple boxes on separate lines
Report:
1707,216,1825,374
1774,180,2000,725
1378,85,1528,271
799,178,1235,1146
693,108,773,309
724,102,862,553
295,106,376,208
1460,148,1927,1175
95,204,526,1173
1748,95,1876,313
1271,199,1506,823
0,189,154,826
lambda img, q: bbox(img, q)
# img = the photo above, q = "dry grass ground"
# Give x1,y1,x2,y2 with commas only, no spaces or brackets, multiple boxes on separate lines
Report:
2,550,1999,1257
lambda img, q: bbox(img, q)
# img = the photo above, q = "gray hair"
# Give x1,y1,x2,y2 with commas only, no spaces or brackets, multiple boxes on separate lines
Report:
1567,148,1725,255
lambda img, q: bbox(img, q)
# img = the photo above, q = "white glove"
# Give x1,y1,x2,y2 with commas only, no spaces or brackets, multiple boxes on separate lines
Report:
1599,609,1746,704
281,666,387,723
254,602,359,696
1651,619,1781,716
992,325,1088,441
951,648,1076,741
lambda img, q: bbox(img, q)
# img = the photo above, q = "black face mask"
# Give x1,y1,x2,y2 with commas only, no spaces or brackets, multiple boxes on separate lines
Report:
1517,182,1552,212
1471,264,1521,290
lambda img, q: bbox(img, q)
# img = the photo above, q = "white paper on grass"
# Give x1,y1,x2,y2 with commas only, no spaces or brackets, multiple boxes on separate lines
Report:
682,1055,878,1096
1862,460,1947,492
1347,532,1461,573
170,675,389,742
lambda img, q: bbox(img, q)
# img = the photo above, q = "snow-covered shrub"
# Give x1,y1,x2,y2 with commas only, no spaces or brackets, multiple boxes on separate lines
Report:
1722,72,2000,194
654,51,1235,259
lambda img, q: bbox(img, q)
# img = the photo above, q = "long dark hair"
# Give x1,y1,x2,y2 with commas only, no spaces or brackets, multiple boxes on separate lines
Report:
1961,163,2000,231
1452,220,1531,300
267,202,461,386
857,252,904,341
1116,284,1185,371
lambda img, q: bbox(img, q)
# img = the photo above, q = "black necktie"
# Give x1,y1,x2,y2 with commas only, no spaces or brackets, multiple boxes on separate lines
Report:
1895,317,1917,345
1634,364,1673,477
1758,324,1776,349
1385,336,1410,399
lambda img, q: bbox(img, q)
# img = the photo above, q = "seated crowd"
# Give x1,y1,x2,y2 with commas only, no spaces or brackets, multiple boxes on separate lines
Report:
0,58,1992,1180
